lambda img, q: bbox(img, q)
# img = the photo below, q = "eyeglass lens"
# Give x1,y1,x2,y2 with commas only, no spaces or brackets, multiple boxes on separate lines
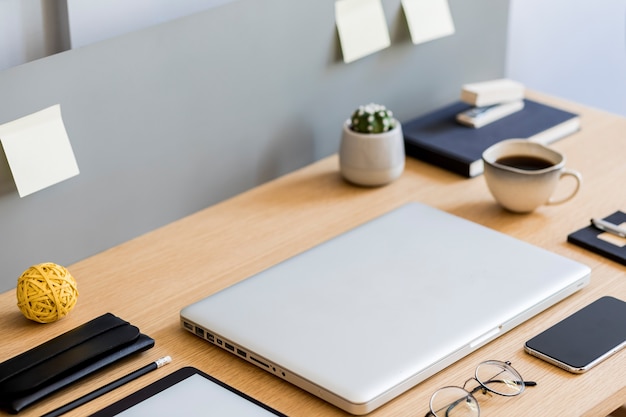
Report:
429,386,479,417
475,360,524,396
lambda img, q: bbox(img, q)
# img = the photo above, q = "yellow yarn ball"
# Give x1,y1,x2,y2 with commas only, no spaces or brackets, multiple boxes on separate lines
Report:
16,263,79,323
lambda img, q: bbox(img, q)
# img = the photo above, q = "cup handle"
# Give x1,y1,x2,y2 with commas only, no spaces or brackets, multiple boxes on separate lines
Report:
547,168,582,205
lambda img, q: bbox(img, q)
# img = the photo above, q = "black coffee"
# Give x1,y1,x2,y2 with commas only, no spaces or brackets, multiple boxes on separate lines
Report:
495,155,554,170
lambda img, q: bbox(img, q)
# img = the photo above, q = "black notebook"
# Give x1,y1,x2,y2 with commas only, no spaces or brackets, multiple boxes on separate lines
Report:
568,211,626,266
0,313,154,414
403,99,580,177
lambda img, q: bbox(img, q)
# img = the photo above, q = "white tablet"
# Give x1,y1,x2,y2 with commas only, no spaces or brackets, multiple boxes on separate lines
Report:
90,367,286,416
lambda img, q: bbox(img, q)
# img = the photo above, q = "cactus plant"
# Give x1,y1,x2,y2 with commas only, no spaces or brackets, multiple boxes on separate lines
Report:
340,102,404,186
349,103,396,134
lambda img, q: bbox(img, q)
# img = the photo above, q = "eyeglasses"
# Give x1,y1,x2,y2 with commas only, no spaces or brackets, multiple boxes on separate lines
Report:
426,360,536,417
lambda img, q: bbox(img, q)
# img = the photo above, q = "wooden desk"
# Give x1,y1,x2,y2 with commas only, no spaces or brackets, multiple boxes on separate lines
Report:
1,92,624,417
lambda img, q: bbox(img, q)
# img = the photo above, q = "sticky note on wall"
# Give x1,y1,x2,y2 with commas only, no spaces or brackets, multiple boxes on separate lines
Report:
335,0,391,63
0,105,79,197
402,0,455,45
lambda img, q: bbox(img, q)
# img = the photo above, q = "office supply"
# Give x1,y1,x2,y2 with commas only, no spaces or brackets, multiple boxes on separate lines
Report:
335,0,391,63
568,211,626,266
181,202,590,415
590,218,626,239
403,98,580,177
0,104,79,197
525,296,626,373
456,100,524,128
90,366,287,417
42,356,171,417
0,313,154,414
401,0,455,45
16,262,78,323
460,79,525,107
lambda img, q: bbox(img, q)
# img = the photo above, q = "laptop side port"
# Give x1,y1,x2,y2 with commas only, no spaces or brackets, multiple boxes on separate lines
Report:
250,356,270,368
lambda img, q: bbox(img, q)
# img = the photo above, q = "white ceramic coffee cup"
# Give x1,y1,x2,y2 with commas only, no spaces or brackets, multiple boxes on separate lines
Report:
482,139,582,213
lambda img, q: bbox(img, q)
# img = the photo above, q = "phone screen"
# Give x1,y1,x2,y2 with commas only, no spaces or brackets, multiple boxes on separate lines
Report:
524,296,626,373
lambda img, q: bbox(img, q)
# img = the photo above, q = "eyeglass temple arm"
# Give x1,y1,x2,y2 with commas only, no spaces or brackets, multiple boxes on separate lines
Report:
471,379,537,394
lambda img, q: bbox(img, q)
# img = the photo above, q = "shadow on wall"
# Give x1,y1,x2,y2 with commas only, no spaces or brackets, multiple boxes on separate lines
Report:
258,121,316,184
0,150,15,196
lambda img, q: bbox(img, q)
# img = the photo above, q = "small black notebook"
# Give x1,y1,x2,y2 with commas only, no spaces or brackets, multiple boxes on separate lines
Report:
0,313,154,414
567,211,626,266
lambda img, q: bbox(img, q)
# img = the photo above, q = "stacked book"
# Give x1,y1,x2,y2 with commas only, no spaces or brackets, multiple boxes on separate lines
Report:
403,79,580,177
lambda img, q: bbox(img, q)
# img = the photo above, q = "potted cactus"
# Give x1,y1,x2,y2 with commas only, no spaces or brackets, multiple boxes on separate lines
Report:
339,103,405,186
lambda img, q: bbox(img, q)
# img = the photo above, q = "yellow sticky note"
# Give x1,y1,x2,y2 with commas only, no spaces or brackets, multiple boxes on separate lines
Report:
0,105,79,197
335,0,391,63
402,0,455,45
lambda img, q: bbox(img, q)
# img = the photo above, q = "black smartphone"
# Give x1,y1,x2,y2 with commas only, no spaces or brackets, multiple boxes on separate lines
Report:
524,296,626,373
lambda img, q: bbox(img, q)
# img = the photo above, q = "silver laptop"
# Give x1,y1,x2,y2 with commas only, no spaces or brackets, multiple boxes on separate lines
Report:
180,202,590,415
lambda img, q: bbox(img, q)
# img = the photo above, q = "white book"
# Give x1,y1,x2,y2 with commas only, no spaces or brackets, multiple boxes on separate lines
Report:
461,78,525,107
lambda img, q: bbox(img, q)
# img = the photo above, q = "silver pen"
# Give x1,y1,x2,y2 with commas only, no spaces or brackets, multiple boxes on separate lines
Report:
590,218,626,238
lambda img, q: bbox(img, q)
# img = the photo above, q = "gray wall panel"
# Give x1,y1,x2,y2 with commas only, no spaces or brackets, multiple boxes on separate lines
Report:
0,0,509,292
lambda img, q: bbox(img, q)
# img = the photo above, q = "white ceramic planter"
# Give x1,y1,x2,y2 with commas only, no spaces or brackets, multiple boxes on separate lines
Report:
339,119,405,186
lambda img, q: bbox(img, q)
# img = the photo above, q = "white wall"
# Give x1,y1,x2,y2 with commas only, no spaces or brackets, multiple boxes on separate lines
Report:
0,0,233,72
507,0,626,116
0,0,67,71
66,0,235,48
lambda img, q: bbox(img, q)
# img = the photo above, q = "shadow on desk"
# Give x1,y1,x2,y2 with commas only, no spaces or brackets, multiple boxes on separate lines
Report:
250,156,466,210
609,405,626,417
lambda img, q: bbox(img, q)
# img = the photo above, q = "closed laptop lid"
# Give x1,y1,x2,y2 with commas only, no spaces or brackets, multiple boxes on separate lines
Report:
181,202,590,414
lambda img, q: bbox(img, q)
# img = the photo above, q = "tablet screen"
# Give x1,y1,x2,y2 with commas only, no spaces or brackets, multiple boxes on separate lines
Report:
91,367,286,416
